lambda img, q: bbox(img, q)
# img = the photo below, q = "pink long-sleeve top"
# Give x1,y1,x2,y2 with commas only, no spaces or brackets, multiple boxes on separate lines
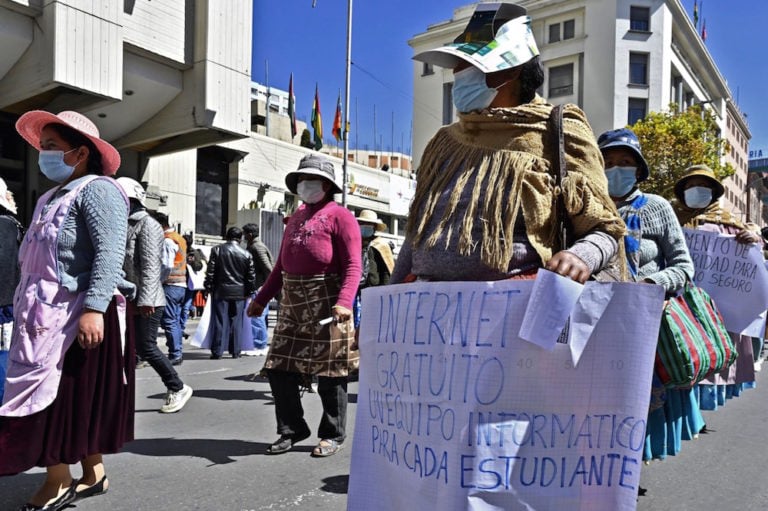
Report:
255,199,362,309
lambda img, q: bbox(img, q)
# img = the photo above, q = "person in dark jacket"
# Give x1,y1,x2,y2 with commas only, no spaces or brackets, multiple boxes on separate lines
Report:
242,223,273,353
117,178,192,414
204,227,257,359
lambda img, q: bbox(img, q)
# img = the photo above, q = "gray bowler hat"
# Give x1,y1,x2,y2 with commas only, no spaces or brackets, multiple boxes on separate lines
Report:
285,154,343,195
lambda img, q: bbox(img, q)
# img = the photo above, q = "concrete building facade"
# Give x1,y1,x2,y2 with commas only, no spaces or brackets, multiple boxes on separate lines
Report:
409,0,755,222
0,0,253,222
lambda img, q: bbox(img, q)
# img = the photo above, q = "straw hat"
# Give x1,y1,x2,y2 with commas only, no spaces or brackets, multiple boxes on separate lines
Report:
15,110,121,175
673,164,724,203
0,178,17,214
285,154,342,195
356,209,386,231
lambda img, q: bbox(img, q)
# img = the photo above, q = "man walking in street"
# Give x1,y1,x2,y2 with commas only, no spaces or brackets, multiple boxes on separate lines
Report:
117,178,193,413
243,223,273,354
155,212,187,366
204,227,257,359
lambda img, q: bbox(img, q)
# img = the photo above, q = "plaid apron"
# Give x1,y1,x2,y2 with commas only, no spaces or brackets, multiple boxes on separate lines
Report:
263,273,358,377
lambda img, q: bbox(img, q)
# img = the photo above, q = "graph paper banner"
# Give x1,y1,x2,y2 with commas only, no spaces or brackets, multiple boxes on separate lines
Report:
348,280,664,511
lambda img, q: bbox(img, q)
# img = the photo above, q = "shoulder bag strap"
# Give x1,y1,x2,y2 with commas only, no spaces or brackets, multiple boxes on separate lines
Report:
548,104,569,251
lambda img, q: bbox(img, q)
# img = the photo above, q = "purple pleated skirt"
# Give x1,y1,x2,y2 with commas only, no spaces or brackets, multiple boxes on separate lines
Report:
0,299,135,475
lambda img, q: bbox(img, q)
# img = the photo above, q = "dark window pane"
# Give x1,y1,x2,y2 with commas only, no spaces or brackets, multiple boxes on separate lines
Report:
422,62,434,76
549,63,574,97
563,20,575,40
196,147,230,237
628,98,647,124
629,53,648,85
630,6,650,31
549,23,560,43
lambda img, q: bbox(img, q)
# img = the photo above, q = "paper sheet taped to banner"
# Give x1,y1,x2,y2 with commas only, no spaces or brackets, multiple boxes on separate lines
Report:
348,280,664,511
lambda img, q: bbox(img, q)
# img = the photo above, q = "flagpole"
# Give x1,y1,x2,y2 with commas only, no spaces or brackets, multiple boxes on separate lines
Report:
341,0,353,207
265,60,270,138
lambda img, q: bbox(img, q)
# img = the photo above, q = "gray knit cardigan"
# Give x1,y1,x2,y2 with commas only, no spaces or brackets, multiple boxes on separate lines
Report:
617,189,693,293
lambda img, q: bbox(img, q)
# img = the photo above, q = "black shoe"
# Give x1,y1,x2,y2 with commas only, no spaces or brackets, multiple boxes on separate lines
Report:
75,475,108,501
210,354,222,360
170,357,183,366
266,430,311,455
19,480,77,511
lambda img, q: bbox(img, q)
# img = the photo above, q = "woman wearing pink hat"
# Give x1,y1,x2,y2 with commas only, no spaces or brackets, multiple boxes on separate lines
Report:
0,111,134,511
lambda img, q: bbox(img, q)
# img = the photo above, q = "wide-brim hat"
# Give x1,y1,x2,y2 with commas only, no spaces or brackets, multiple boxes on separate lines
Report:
413,3,539,74
357,209,386,231
285,154,343,195
674,164,725,203
597,128,650,182
0,177,17,215
15,110,121,176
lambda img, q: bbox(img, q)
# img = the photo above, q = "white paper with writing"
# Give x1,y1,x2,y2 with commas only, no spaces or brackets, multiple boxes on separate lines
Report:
684,228,768,334
519,270,584,350
349,280,665,511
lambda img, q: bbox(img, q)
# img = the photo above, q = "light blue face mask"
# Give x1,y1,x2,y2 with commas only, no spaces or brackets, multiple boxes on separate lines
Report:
38,149,80,183
452,66,501,113
684,186,713,209
605,166,637,198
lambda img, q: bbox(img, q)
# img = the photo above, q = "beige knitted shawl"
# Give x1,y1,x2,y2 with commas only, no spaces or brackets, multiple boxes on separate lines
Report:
406,97,626,273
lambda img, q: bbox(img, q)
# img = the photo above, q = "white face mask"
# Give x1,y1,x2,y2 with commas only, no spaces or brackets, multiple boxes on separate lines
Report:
296,179,326,204
684,186,713,209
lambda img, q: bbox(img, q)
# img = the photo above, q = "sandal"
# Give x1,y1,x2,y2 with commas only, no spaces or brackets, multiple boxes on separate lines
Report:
266,431,310,455
311,439,343,457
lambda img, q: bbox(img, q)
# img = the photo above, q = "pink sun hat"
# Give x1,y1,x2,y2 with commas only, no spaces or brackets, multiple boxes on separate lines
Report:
15,110,121,176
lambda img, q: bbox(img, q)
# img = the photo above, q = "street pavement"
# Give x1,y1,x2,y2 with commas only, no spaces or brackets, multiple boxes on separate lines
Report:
3,317,768,510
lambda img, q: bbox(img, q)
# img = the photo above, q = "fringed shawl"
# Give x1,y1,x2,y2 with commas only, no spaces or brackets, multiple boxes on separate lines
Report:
406,98,626,273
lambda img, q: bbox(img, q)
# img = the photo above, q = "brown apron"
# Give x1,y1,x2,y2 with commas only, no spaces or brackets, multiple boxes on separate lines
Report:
263,273,358,377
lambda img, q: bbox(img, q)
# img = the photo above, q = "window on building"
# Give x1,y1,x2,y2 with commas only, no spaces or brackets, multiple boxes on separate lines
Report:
443,82,454,125
549,23,561,43
548,63,574,97
629,52,649,85
630,6,650,31
628,98,647,124
563,19,575,40
549,20,575,43
422,62,434,76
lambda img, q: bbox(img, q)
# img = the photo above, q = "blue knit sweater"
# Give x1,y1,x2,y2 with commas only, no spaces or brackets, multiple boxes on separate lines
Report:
45,176,130,312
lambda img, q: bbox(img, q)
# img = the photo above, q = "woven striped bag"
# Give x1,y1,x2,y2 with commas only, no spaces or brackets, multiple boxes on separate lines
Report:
655,285,737,388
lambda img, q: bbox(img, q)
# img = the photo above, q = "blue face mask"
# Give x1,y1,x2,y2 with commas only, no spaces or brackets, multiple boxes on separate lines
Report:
605,166,637,198
360,225,375,239
684,186,713,209
38,149,80,183
452,67,501,113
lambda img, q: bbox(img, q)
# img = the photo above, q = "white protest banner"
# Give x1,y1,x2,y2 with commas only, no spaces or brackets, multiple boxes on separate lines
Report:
348,280,664,511
684,228,768,334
